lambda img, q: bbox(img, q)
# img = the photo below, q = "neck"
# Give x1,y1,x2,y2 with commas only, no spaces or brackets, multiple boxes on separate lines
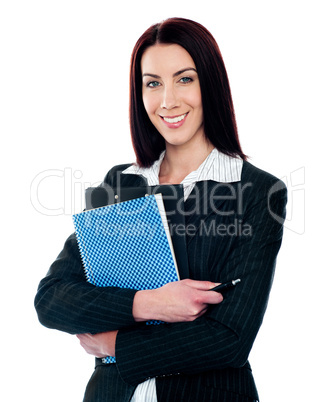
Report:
159,140,214,184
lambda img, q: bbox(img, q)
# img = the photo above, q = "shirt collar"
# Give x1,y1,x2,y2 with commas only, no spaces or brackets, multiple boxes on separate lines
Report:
122,148,242,186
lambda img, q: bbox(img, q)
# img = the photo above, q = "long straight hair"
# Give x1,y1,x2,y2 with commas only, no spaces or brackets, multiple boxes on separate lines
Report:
129,18,246,167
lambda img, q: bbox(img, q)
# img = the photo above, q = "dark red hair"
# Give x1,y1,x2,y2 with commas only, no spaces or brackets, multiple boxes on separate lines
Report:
129,17,246,167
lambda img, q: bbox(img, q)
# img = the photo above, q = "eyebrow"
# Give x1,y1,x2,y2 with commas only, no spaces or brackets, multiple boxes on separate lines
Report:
142,67,197,79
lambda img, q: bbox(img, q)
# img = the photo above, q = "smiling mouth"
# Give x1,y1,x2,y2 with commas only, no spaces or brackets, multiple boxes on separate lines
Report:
161,113,188,124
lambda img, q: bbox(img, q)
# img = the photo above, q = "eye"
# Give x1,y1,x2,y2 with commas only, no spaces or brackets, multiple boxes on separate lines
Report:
179,77,193,84
147,81,161,88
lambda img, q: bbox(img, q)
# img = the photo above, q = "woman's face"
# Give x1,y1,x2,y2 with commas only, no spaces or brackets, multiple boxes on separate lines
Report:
141,44,205,150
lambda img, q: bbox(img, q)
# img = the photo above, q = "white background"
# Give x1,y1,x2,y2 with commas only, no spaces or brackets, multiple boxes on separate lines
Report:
1,1,333,401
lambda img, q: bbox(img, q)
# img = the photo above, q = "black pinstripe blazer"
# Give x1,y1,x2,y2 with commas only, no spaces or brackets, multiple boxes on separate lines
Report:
35,160,287,402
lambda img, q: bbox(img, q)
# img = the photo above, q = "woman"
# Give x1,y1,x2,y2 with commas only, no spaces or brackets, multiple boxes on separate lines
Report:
35,18,287,401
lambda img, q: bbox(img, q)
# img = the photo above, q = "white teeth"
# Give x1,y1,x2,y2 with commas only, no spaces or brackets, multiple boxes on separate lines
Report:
163,113,187,123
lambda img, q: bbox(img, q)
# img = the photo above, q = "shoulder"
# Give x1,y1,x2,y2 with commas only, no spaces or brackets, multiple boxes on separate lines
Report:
240,160,287,210
241,160,286,191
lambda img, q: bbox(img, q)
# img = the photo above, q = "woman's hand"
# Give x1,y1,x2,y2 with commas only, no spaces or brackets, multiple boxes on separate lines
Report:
133,279,223,323
76,331,118,358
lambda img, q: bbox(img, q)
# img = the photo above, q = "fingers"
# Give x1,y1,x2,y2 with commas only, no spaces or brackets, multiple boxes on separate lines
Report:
189,307,208,320
181,278,220,291
76,333,91,349
76,333,90,342
76,334,90,353
180,279,223,305
76,333,85,342
202,290,224,305
76,333,104,357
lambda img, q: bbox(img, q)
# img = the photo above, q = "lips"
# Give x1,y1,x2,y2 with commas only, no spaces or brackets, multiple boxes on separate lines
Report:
162,113,187,123
160,112,188,128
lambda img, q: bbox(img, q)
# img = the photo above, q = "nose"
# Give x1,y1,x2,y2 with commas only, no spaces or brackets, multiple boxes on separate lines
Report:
161,85,179,110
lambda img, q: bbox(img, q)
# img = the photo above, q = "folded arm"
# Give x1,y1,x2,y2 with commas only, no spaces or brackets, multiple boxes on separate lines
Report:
76,279,223,357
34,234,222,335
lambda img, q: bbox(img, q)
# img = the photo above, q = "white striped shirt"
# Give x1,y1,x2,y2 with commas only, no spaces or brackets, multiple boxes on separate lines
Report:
123,148,243,401
123,148,243,201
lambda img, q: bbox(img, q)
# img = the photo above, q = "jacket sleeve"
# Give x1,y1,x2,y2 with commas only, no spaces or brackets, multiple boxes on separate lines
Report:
34,165,139,335
34,232,138,334
115,175,287,386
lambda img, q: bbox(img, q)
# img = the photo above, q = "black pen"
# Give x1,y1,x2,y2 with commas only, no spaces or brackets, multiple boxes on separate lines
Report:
211,278,241,293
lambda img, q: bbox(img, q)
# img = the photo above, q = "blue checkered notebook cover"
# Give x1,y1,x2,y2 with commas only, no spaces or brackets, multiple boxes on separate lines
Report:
73,193,179,363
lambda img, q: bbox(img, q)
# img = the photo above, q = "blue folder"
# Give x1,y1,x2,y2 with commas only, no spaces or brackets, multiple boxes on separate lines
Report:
73,192,182,363
85,184,189,279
